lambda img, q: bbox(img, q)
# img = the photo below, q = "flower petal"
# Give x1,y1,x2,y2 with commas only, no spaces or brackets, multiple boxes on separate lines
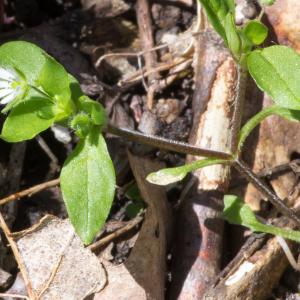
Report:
0,93,14,105
0,81,11,89
0,67,15,81
0,90,16,105
0,88,13,98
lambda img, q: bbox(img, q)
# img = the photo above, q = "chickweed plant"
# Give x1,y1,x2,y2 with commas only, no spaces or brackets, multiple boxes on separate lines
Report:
2,0,300,245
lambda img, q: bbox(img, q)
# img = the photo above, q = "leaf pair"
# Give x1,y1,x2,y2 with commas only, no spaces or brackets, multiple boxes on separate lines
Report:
247,46,300,110
0,41,116,245
0,41,73,142
199,0,268,61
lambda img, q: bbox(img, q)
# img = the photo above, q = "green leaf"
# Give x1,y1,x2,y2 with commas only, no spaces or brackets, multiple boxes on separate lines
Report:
78,96,107,126
60,127,116,244
70,113,92,138
243,20,268,45
1,90,55,142
68,74,84,102
146,158,228,185
238,105,300,151
225,0,235,13
126,201,144,219
0,41,47,85
239,30,253,54
247,46,300,110
0,41,75,120
38,55,74,122
125,184,143,202
223,195,300,243
223,195,258,227
224,13,241,59
38,55,70,97
199,0,228,42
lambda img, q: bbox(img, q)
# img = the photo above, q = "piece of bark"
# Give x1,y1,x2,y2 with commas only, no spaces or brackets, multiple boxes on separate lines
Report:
95,154,171,300
127,153,171,299
203,219,295,300
189,29,228,140
170,29,235,299
136,0,159,110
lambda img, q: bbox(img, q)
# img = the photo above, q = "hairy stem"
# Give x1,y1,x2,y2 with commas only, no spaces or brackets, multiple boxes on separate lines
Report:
230,65,248,154
233,159,300,226
106,124,232,159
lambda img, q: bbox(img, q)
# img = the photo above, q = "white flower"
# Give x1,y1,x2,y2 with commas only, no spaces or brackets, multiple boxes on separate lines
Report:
0,67,25,105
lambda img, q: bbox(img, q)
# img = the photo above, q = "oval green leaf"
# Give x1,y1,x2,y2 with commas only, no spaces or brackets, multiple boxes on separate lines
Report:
247,46,300,110
223,195,300,243
38,55,70,97
199,0,227,42
224,13,241,59
1,91,55,142
60,128,116,244
146,158,228,185
0,41,47,85
243,20,268,45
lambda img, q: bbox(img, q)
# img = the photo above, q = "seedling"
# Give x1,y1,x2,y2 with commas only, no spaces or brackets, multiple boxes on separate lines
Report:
147,0,300,239
2,0,300,245
0,42,115,245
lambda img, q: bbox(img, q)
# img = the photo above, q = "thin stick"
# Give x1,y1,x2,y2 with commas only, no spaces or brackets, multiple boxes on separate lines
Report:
120,57,191,86
136,0,159,110
106,124,232,159
0,212,36,299
0,178,60,206
0,293,29,299
88,215,143,252
230,159,300,189
233,159,300,226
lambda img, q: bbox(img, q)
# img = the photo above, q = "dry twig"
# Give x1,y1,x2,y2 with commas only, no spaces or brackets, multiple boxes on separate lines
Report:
0,178,59,206
0,212,36,299
136,0,159,110
0,293,29,299
89,215,144,252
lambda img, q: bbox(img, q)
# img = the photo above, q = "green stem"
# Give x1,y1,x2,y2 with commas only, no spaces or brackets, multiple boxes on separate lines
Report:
238,105,278,151
238,105,300,152
254,222,300,243
230,65,248,154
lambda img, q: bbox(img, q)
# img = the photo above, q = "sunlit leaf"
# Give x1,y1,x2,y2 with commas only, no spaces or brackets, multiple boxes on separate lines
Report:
1,89,55,142
60,127,116,244
243,20,268,45
247,46,300,110
146,158,228,185
223,195,300,243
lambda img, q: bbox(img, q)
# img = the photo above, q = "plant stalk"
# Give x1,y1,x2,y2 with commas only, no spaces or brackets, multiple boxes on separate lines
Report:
233,159,300,226
106,124,232,159
230,65,248,154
